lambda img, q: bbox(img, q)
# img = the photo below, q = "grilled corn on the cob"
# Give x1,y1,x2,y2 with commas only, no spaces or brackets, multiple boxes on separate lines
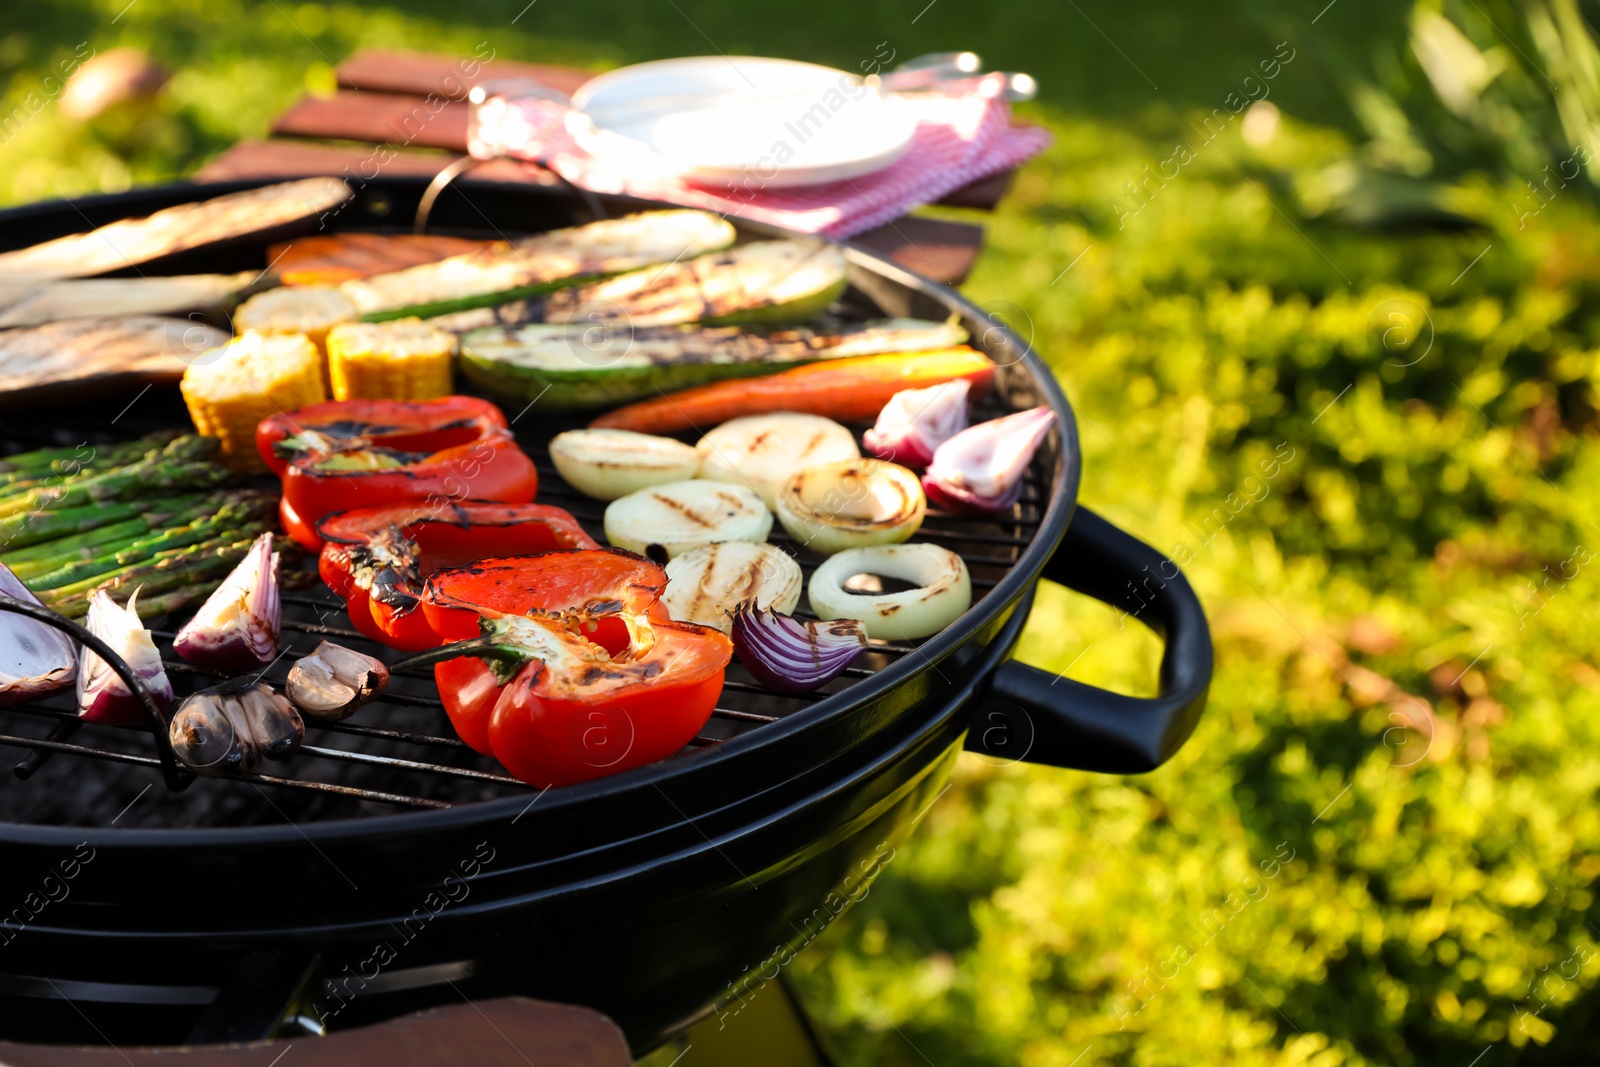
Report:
180,332,326,471
325,319,455,401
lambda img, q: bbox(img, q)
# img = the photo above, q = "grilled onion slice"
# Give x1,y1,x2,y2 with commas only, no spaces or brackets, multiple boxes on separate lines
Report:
550,428,700,501
808,544,971,640
774,458,925,555
664,542,803,634
696,413,859,508
604,479,772,559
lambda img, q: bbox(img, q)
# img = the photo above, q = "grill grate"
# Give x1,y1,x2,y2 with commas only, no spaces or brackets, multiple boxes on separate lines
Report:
0,400,1047,823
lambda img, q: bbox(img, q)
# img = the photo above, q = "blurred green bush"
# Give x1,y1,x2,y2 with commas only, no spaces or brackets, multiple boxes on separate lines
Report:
5,1,1600,1063
790,108,1600,1064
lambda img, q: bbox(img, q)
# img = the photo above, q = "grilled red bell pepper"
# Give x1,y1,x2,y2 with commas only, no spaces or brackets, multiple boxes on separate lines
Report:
256,397,539,551
316,501,598,651
395,550,731,788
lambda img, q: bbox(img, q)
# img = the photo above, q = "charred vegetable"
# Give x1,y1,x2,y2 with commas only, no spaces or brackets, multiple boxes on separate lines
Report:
731,604,867,695
0,317,231,404
256,396,539,552
168,679,305,777
604,480,772,559
542,239,848,328
591,349,997,435
0,563,77,706
459,317,966,410
173,532,280,672
315,500,596,650
286,641,389,721
0,178,352,281
548,429,701,501
269,233,495,286
408,551,732,788
695,413,859,510
78,588,174,725
0,272,266,329
863,379,971,469
344,210,736,321
808,543,972,641
774,459,926,555
922,406,1054,514
663,542,803,634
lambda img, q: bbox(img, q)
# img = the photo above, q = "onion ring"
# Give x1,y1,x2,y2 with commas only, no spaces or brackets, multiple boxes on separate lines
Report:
808,543,971,640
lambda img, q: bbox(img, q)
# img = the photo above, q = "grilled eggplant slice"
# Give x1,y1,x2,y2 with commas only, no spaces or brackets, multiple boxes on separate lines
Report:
0,272,267,328
0,178,352,281
0,316,230,406
458,317,967,409
343,210,737,321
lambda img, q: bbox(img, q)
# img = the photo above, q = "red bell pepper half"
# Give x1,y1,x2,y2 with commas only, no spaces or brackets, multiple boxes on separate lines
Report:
256,397,539,552
316,501,598,651
394,550,732,788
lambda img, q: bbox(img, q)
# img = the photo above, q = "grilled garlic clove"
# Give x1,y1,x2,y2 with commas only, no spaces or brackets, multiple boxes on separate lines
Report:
169,690,255,776
168,681,303,777
286,641,389,720
237,683,304,759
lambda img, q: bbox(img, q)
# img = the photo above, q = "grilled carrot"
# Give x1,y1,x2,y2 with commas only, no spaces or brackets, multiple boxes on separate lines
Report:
589,349,996,434
268,234,499,286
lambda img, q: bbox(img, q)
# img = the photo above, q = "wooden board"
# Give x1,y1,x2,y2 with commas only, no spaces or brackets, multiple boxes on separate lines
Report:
195,140,555,187
0,998,632,1066
272,90,470,152
336,48,592,100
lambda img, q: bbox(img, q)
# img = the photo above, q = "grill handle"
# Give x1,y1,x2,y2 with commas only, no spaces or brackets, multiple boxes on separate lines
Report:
967,507,1212,774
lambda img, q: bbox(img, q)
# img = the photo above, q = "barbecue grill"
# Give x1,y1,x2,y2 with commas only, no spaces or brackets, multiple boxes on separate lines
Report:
0,176,1213,1053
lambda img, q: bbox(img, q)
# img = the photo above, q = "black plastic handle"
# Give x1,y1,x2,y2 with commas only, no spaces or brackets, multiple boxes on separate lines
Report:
966,507,1213,774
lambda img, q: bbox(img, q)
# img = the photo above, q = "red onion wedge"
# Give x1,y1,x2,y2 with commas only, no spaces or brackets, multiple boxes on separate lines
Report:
0,562,76,706
922,406,1054,514
78,587,173,725
863,379,970,470
173,532,280,672
731,604,866,695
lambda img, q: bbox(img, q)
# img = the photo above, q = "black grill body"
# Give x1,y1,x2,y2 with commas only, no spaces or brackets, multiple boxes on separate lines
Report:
0,177,1212,1052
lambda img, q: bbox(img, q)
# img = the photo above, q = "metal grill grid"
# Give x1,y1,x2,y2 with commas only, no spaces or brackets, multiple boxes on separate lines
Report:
0,402,1047,820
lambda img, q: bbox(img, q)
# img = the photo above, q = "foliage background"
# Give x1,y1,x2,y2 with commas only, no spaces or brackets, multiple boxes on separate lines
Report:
4,1,1600,1063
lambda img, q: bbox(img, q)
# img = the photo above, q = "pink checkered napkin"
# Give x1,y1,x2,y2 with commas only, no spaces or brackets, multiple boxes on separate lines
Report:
468,74,1052,239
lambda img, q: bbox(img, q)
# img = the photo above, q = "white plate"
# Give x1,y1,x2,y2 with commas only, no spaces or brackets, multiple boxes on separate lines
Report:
570,56,917,188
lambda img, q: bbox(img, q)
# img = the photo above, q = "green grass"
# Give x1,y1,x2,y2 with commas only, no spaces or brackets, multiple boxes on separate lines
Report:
5,2,1600,1063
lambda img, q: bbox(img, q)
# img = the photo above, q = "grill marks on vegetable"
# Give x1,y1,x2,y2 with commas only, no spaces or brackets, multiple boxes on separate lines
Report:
650,491,720,528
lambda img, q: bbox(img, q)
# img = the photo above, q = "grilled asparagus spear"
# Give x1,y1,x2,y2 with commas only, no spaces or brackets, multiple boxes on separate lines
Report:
27,498,275,591
0,436,229,520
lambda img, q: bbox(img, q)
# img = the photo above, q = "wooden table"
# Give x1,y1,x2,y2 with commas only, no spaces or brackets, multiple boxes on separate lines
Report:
196,49,1015,286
